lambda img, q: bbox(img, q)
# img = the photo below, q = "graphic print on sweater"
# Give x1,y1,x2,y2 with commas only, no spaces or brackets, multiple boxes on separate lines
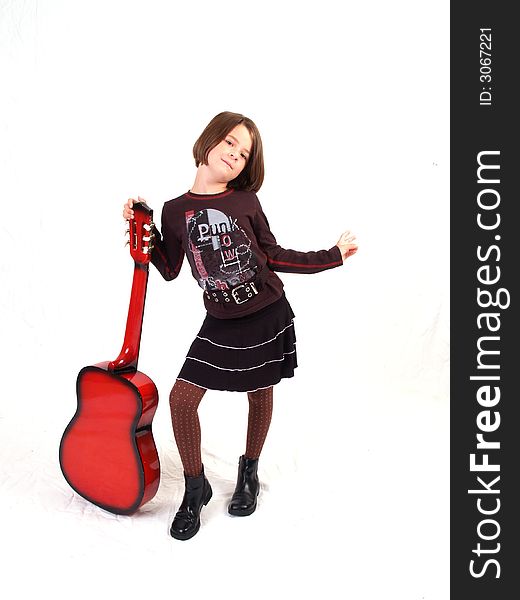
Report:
185,208,259,291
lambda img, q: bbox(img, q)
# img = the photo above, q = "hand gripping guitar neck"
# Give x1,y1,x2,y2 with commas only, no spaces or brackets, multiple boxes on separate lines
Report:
59,201,161,515
109,200,155,372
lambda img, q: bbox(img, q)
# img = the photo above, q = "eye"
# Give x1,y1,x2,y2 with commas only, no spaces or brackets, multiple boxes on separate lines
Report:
241,153,247,160
225,139,232,145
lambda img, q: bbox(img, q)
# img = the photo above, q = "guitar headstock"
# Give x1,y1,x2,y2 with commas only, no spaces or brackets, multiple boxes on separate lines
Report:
125,200,155,264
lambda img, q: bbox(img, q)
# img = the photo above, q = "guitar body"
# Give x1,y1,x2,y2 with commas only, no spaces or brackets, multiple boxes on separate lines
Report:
59,200,160,515
59,362,160,515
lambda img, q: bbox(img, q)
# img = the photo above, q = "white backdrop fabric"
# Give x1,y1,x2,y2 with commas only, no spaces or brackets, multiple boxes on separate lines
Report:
0,1,449,599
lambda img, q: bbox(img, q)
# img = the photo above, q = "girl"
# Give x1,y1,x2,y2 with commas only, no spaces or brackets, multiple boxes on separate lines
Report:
123,111,357,540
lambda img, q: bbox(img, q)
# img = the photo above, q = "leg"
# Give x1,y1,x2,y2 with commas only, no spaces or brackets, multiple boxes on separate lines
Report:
229,385,274,517
168,379,212,540
169,378,206,477
245,385,274,459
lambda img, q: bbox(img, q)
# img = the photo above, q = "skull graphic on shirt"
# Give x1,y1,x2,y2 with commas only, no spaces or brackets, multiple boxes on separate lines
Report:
185,208,259,291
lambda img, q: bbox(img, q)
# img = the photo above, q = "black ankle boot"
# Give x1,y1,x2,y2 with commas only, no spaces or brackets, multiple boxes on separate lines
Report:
170,466,212,540
228,455,260,517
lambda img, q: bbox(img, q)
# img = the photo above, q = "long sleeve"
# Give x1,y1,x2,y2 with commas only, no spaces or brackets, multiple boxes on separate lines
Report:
150,204,184,281
253,196,344,274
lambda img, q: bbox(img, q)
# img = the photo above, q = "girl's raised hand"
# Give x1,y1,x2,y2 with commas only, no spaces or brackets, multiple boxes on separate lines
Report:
123,196,149,220
336,230,358,261
123,198,135,220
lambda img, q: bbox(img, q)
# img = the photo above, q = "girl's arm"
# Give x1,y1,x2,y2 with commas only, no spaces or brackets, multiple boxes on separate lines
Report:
150,204,184,281
124,197,184,281
253,196,344,274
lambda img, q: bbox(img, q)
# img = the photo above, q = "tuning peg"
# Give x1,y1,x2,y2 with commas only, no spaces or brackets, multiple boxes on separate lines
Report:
142,247,149,254
125,239,129,246
143,223,152,232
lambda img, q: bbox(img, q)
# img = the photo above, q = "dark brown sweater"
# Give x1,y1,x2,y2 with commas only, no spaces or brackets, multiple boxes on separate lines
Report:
150,188,344,318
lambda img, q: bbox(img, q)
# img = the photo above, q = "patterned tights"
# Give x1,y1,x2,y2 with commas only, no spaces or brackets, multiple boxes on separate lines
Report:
169,379,274,477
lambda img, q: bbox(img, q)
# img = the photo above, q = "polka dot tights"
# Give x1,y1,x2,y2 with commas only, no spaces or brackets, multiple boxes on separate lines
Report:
169,379,274,477
169,380,206,478
245,386,273,460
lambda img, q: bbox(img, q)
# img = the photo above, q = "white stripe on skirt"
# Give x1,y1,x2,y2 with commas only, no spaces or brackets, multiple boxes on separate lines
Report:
195,321,294,350
185,346,297,372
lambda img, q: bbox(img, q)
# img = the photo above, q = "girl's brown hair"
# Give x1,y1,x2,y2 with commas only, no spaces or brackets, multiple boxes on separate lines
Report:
193,111,264,192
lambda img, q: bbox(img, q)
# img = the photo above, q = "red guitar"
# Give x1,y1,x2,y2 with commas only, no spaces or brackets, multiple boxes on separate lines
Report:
59,200,160,515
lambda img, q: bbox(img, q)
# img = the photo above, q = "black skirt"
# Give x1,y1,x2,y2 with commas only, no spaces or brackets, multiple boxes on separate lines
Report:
177,293,298,392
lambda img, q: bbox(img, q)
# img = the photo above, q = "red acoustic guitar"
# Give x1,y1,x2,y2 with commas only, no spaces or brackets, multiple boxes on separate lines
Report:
59,200,160,515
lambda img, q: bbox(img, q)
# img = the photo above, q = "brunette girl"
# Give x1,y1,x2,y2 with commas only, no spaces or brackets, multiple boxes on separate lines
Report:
123,111,357,540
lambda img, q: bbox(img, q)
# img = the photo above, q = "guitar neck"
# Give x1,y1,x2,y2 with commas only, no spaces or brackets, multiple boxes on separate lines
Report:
108,262,149,372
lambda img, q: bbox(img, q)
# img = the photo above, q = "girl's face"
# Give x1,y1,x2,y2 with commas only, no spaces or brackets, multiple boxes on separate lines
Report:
206,124,252,182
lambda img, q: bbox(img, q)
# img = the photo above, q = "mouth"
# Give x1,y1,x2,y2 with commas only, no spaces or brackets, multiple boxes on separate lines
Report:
222,158,233,170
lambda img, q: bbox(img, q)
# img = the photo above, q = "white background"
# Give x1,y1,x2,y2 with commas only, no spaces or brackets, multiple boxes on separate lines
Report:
0,1,449,598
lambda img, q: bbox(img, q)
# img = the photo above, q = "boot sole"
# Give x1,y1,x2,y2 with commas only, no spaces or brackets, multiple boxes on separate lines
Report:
170,521,201,540
228,503,257,517
228,483,260,517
